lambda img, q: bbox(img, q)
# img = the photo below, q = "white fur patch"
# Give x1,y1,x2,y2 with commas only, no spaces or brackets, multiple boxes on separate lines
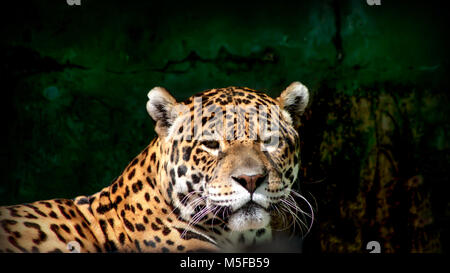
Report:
252,192,271,209
228,206,270,232
279,81,309,119
200,144,219,157
207,180,250,211
146,87,177,122
281,109,293,124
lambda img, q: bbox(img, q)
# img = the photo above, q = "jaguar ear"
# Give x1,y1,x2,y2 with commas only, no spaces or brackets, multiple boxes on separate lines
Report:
277,81,309,127
146,86,178,137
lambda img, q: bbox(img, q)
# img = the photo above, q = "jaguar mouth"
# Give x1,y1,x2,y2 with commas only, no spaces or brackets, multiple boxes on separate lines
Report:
238,201,265,214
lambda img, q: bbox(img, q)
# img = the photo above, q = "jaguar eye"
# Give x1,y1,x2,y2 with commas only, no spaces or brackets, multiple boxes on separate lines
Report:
262,137,278,147
261,135,281,152
201,140,220,149
262,138,273,145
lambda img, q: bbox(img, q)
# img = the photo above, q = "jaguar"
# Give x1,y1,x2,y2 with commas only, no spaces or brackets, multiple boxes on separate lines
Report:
0,81,310,253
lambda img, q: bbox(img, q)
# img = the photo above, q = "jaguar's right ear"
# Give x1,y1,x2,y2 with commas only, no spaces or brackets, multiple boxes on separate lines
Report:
146,87,178,137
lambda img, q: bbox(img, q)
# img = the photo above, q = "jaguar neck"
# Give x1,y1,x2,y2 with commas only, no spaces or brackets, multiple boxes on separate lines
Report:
75,137,174,252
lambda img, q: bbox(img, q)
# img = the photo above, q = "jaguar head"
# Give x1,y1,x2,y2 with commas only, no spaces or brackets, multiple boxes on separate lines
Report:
146,82,309,232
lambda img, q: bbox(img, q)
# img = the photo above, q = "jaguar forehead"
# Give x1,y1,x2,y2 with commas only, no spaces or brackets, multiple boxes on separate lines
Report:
166,91,288,142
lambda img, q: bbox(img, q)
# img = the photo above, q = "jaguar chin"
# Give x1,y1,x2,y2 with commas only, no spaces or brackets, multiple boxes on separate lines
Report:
228,202,271,231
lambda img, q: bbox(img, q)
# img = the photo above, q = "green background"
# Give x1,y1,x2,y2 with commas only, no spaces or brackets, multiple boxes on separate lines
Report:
1,0,449,253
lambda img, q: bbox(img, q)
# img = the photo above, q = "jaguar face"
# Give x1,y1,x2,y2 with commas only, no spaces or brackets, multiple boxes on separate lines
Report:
199,126,298,232
146,82,309,233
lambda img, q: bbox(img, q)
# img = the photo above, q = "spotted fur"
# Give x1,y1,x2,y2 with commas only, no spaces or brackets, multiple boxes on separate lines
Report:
0,82,309,252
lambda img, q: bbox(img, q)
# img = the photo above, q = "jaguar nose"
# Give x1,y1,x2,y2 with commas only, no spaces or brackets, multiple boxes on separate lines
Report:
232,174,267,193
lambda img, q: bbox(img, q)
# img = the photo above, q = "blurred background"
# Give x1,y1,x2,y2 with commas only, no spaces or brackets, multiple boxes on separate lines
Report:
1,0,448,253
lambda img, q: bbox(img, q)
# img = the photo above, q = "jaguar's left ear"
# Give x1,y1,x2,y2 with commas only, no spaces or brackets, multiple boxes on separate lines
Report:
276,81,309,127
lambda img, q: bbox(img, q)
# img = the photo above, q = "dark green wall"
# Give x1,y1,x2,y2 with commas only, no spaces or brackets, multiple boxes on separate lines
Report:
1,0,449,252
